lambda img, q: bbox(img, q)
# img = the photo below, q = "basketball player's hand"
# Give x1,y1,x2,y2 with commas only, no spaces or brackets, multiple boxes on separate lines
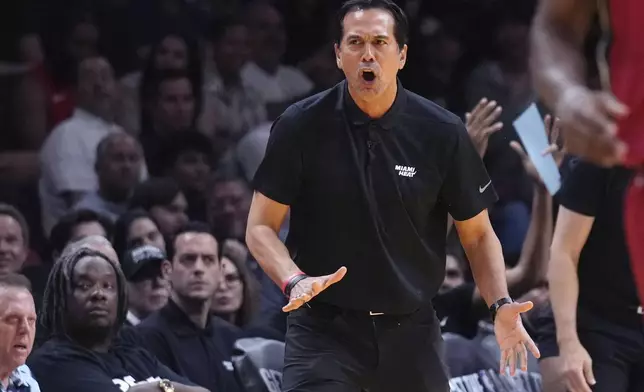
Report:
494,301,541,376
465,98,503,157
510,114,565,186
559,338,595,392
555,86,629,167
282,267,347,312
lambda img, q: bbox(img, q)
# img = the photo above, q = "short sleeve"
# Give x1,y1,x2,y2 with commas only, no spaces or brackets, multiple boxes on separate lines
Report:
41,127,97,193
557,158,609,217
439,124,498,221
252,105,305,205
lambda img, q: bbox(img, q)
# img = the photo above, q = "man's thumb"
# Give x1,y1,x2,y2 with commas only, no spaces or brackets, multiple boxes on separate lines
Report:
324,266,347,288
512,301,534,313
583,361,596,385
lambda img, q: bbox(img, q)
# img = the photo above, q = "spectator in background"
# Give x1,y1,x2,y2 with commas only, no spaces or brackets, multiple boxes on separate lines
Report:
136,222,242,392
49,209,115,262
39,56,121,235
159,131,213,220
120,245,169,327
205,172,251,243
129,178,189,241
0,274,39,392
0,204,29,275
27,247,208,392
118,31,201,137
241,1,313,117
212,239,260,329
113,209,167,257
74,133,144,221
139,70,199,175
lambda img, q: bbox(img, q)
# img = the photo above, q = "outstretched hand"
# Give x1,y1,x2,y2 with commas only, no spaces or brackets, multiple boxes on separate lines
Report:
465,98,503,157
282,267,347,312
494,301,541,376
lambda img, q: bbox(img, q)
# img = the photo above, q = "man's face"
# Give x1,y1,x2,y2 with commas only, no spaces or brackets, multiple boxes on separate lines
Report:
154,35,188,70
248,5,287,62
128,263,169,318
206,181,251,240
171,150,211,192
97,136,143,194
67,256,119,331
77,57,116,115
126,217,166,252
149,194,189,239
334,8,407,101
153,78,195,133
0,216,27,275
439,255,465,294
165,232,220,302
0,288,36,370
214,25,251,75
68,22,99,62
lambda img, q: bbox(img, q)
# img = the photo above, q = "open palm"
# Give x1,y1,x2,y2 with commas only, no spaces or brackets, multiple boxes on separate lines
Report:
494,301,541,376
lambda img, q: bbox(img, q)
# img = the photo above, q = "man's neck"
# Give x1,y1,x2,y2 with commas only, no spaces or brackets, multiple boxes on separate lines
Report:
0,367,11,389
348,81,398,119
171,292,210,329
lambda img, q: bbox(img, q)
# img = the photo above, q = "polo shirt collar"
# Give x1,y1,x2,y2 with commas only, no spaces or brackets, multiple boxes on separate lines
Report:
160,299,215,337
338,78,406,130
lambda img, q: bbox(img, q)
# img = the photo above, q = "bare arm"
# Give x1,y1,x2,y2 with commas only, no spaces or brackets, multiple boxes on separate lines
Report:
246,191,301,285
454,209,509,307
530,0,596,108
129,383,209,392
549,206,594,344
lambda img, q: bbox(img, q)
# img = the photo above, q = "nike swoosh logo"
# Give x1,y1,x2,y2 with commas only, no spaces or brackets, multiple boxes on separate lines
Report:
479,180,492,193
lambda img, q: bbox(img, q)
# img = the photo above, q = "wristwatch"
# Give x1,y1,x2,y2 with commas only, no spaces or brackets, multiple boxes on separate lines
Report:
489,297,513,322
158,379,175,392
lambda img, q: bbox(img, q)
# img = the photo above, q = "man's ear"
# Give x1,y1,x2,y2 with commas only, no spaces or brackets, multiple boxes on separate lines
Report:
399,44,408,70
334,43,342,69
162,260,172,279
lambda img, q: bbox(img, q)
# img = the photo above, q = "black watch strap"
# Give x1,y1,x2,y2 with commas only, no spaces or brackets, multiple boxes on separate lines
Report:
489,297,513,322
284,274,309,298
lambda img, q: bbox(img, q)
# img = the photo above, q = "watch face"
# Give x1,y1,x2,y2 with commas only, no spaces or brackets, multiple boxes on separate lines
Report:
159,380,174,391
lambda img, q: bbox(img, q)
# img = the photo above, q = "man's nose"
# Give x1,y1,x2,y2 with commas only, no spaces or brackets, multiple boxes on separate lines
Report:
361,43,375,62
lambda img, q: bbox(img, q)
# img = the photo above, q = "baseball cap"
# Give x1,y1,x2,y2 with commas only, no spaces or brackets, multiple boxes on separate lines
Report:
121,245,166,281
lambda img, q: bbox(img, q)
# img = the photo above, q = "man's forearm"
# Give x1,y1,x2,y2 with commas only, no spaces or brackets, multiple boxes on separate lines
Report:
247,225,302,287
463,230,509,307
531,6,591,109
548,251,581,344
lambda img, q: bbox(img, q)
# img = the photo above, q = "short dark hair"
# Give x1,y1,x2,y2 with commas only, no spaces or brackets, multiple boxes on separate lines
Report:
41,247,127,340
0,273,32,292
168,221,217,260
0,203,29,247
204,170,249,195
129,177,183,211
141,69,194,105
159,130,214,174
95,132,140,168
113,209,159,260
208,16,246,45
335,0,408,50
49,209,114,255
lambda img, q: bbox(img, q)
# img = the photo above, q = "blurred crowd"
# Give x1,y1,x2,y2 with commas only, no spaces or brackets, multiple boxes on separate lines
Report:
0,0,564,391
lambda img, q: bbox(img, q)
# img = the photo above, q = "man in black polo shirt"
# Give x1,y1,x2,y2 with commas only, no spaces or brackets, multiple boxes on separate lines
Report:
536,159,644,392
135,222,242,392
246,1,539,391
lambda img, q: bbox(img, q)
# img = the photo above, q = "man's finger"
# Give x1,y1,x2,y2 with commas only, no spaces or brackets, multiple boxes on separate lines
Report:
544,114,552,134
483,122,503,137
567,371,592,392
517,344,528,372
541,144,559,156
465,112,472,127
524,335,541,359
470,98,488,118
508,347,517,376
323,266,347,289
499,348,509,375
479,106,503,128
598,92,630,119
282,297,306,312
512,301,534,313
509,141,528,160
551,117,561,145
583,360,596,386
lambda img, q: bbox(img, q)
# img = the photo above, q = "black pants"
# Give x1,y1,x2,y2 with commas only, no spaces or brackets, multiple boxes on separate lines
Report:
536,305,644,392
282,302,450,392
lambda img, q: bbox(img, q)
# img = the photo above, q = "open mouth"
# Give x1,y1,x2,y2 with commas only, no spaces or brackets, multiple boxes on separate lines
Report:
13,343,28,351
361,70,376,82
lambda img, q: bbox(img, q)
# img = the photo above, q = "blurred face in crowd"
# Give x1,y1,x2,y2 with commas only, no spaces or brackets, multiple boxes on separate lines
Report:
165,232,220,303
153,77,195,133
171,150,211,192
154,35,188,70
211,257,243,316
0,287,36,372
77,57,116,118
67,255,119,333
335,7,407,102
439,255,465,294
206,180,251,241
302,46,343,90
126,217,166,252
214,24,252,77
68,21,99,62
128,262,169,319
246,4,287,67
0,215,27,275
97,134,143,197
150,193,189,238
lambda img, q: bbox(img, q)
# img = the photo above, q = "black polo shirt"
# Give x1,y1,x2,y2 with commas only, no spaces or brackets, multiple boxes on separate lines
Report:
27,337,194,391
558,159,640,326
253,80,497,314
135,300,243,392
